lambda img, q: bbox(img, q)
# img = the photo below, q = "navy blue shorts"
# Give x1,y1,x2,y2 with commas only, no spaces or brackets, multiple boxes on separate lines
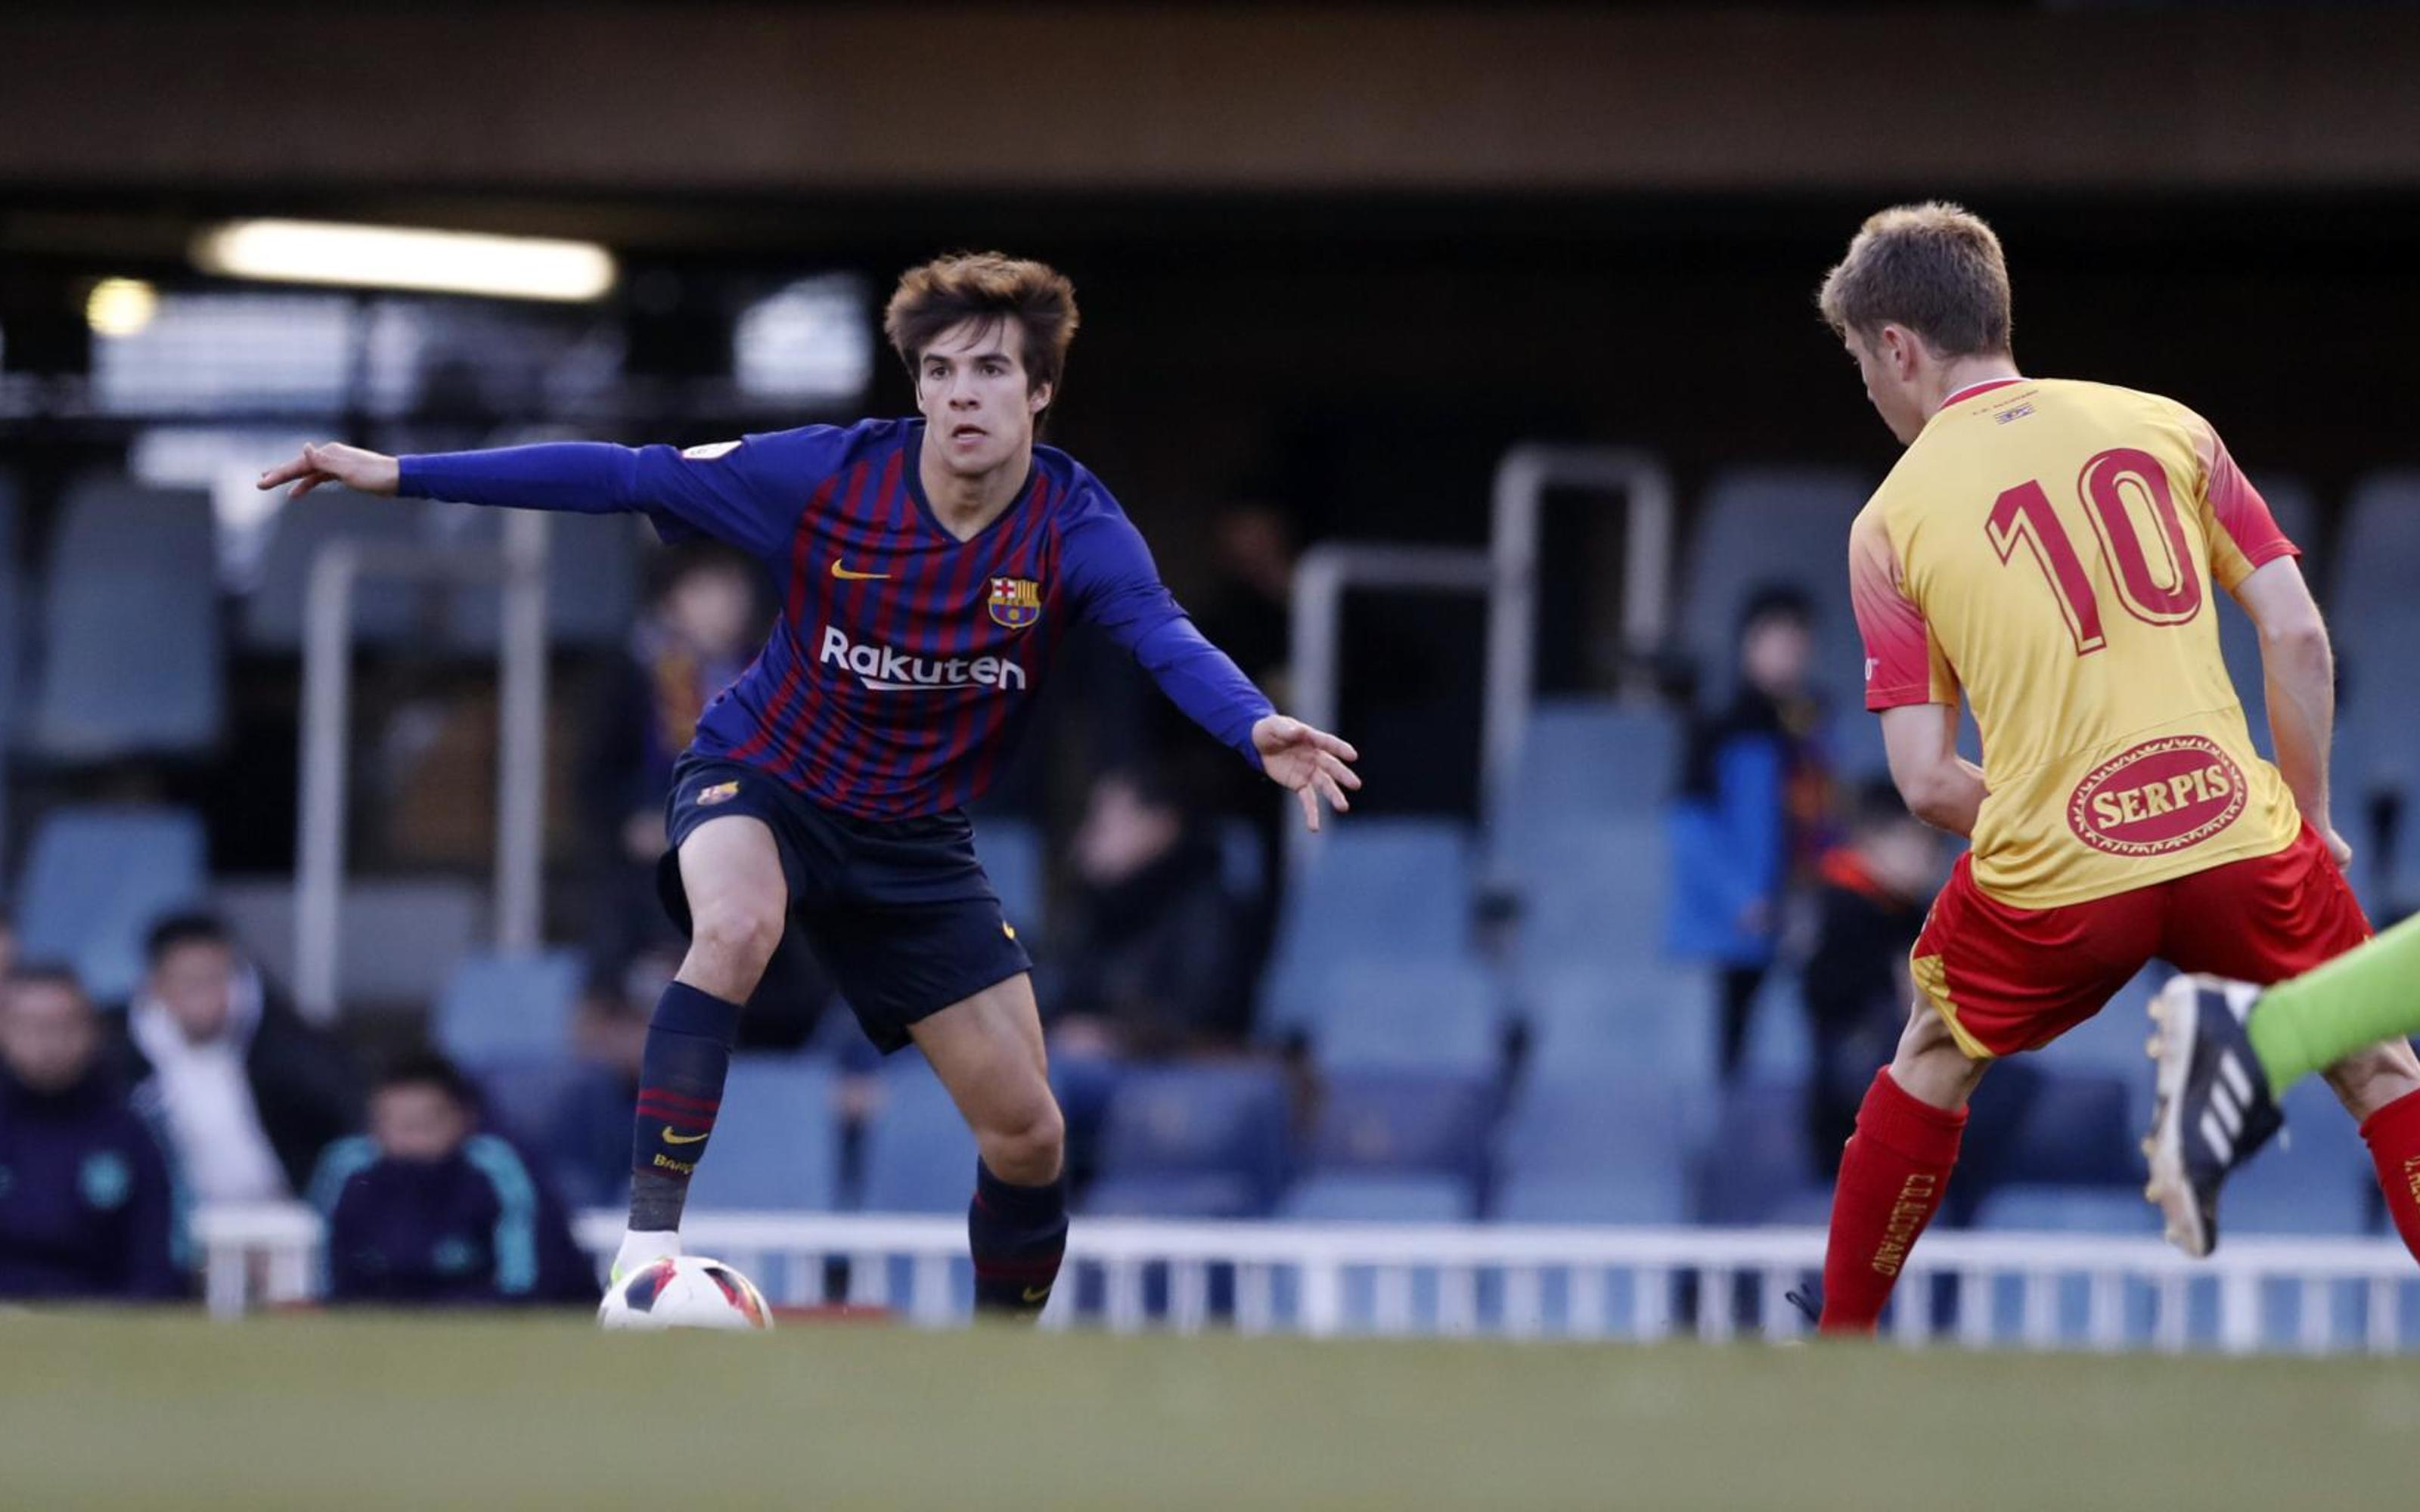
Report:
656,755,1033,1054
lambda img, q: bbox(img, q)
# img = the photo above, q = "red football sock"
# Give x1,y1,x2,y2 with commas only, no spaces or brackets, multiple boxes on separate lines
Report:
1818,1067,1968,1334
2360,1088,2420,1267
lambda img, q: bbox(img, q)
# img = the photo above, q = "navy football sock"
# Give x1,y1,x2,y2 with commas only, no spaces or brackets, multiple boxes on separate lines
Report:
628,981,744,1233
969,1160,1068,1318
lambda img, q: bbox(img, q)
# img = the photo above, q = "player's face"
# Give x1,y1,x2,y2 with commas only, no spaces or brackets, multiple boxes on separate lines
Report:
915,319,1051,478
1847,328,1926,446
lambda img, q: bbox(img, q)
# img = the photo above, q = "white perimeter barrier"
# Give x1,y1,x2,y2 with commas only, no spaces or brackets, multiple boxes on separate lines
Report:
192,1204,2420,1355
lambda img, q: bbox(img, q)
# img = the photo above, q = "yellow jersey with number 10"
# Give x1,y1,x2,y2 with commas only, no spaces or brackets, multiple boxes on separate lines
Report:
1848,376,2304,909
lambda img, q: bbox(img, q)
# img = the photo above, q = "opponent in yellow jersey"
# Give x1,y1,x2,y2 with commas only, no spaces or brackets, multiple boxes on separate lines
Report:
1797,202,2420,1336
1849,375,2303,908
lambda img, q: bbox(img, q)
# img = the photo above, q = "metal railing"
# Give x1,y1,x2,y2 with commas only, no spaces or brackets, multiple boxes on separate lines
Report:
191,1204,2419,1355
293,510,549,1022
1284,447,1674,868
1479,445,1673,849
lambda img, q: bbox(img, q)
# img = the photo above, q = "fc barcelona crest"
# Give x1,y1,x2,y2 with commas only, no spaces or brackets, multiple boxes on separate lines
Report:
988,576,1041,631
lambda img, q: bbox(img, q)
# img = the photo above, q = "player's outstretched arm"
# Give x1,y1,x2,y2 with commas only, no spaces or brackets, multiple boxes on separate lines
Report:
1252,714,1362,833
258,442,399,499
260,433,807,558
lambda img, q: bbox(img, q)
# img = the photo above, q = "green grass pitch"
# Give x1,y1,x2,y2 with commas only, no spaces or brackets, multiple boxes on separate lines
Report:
5,1311,2412,1509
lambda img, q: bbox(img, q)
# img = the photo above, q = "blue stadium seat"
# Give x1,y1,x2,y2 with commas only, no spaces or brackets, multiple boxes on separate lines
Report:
242,494,435,649
973,816,1046,943
1522,964,1715,1088
2002,1068,2136,1188
433,950,584,1065
859,1061,979,1213
1511,814,1667,980
436,503,641,651
1303,1067,1497,1185
2028,966,2161,1131
1693,1078,1827,1226
2330,474,2420,829
1972,1185,2160,1235
1091,1063,1292,1216
14,805,206,1003
2221,1079,2375,1236
1259,820,1475,1034
1510,699,1679,829
1313,957,1503,1074
28,479,223,759
1081,1173,1267,1219
470,1058,631,1211
1279,1173,1472,1222
2213,476,2316,757
1493,1076,1691,1224
1677,467,1878,766
681,1055,840,1212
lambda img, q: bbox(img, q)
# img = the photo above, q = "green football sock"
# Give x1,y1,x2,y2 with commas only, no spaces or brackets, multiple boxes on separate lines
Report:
2247,912,2420,1093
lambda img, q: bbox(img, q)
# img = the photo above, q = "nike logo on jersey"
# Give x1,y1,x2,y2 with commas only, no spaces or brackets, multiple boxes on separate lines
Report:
662,1128,710,1145
831,560,890,581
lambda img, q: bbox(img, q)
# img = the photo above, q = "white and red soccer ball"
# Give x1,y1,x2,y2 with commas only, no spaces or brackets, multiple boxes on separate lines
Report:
598,1255,774,1331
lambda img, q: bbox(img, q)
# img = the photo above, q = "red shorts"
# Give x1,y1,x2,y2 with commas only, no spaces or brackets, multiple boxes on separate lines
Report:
1910,823,2369,1058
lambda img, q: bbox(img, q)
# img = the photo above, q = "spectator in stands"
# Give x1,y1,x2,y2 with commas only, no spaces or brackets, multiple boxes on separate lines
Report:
311,1052,595,1307
112,913,360,1204
1668,584,1838,1080
1190,502,1300,985
0,966,185,1300
1050,767,1246,1056
581,541,768,974
1801,782,1944,1176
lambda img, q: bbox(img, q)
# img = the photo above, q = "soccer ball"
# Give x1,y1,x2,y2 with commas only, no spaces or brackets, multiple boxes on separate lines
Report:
598,1255,774,1332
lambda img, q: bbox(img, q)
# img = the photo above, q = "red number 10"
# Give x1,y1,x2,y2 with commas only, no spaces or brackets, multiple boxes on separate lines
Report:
1986,447,2203,657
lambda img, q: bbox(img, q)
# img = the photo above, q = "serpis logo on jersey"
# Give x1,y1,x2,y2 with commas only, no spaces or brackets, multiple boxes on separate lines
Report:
819,626,1028,693
988,577,1042,631
2066,735,2248,858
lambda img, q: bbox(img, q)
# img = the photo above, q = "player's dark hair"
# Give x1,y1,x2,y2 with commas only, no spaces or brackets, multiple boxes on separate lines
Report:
884,252,1080,416
1818,202,2013,358
375,1049,479,1110
144,910,233,967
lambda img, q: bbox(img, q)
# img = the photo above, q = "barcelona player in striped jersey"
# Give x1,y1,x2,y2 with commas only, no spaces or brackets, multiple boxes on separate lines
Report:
260,253,1361,1315
1801,203,2420,1334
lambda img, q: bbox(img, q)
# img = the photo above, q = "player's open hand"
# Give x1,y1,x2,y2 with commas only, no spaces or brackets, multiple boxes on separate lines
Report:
1252,714,1361,833
257,442,401,500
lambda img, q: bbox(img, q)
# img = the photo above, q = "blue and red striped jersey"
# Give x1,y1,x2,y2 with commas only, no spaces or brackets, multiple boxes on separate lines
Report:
399,419,1275,820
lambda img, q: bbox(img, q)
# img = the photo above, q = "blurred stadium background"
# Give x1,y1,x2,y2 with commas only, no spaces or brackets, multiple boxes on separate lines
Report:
6,2,2420,1479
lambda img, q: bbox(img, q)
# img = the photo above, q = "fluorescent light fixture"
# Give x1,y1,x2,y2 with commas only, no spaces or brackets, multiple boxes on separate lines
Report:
191,219,616,303
86,277,160,336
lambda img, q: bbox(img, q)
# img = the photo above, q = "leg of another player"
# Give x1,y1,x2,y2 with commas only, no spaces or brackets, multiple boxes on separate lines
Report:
618,816,786,1280
911,974,1069,1320
1814,1000,1983,1334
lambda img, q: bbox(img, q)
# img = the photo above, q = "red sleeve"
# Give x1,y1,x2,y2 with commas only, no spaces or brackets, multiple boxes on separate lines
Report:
2195,420,2298,589
1848,509,1942,712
